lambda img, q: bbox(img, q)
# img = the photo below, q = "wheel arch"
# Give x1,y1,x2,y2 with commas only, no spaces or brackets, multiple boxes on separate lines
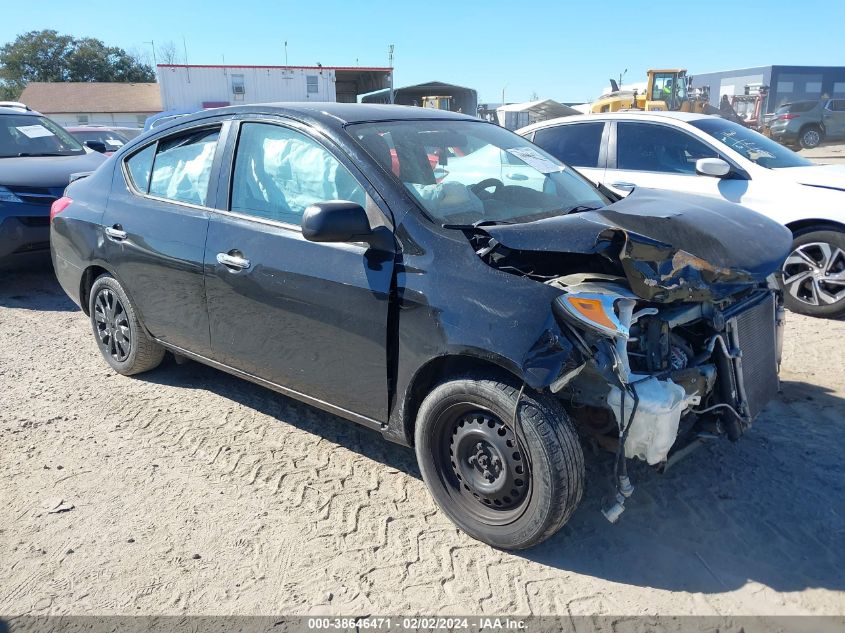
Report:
396,352,526,447
785,218,845,237
79,263,149,335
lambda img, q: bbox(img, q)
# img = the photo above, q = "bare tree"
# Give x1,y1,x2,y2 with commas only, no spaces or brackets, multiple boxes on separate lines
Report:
157,40,180,65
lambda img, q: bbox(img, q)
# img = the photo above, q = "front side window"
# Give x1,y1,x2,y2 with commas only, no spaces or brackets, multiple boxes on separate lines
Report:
0,114,85,158
532,122,604,168
616,122,718,174
690,117,813,168
349,120,608,225
148,127,220,205
230,122,365,226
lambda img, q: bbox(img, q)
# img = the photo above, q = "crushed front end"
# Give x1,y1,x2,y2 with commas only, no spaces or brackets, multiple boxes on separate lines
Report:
548,274,785,521
472,191,793,522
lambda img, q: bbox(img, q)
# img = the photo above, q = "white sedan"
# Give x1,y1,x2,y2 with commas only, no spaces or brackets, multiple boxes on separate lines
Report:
518,111,845,318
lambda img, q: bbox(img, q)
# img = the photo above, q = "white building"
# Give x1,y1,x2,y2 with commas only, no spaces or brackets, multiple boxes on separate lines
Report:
19,82,161,127
157,64,393,111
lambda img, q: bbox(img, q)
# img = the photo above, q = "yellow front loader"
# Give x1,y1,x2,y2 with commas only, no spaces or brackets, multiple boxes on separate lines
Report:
591,69,715,114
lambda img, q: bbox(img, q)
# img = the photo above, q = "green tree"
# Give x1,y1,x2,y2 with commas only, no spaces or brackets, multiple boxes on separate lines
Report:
0,29,155,99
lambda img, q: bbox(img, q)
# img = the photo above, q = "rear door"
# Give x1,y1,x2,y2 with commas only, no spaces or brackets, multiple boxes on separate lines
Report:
603,120,749,202
529,121,607,186
103,119,230,356
203,119,395,424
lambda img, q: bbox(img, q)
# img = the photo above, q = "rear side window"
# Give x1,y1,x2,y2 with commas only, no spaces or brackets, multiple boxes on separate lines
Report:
125,144,156,192
616,122,718,174
148,127,220,205
776,101,816,114
531,123,604,168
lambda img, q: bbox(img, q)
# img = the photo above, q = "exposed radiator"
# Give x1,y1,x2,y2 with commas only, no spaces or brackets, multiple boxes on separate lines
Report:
729,293,778,419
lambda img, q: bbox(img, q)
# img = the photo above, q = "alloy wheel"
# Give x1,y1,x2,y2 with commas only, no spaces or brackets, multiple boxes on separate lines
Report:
93,288,132,362
802,129,821,148
782,242,845,307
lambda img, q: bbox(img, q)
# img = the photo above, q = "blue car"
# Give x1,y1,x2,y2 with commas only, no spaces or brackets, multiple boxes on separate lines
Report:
0,105,105,262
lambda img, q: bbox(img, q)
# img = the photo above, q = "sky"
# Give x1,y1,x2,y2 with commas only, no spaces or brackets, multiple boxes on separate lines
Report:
2,0,843,104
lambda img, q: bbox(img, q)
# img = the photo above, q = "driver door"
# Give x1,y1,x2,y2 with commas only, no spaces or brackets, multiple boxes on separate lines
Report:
204,120,395,424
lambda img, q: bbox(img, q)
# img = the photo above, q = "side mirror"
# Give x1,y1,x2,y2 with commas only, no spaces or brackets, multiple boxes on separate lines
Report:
695,157,731,178
302,201,393,253
84,140,108,154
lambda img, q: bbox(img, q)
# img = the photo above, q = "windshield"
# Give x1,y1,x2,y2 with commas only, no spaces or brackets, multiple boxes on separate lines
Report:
690,118,813,168
348,120,608,225
0,114,85,158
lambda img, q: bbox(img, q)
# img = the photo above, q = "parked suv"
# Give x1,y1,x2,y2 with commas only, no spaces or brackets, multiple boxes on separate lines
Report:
0,105,105,262
768,99,845,150
52,104,789,549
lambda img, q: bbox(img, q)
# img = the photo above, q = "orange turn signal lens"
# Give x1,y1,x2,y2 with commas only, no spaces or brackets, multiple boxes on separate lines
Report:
566,297,618,331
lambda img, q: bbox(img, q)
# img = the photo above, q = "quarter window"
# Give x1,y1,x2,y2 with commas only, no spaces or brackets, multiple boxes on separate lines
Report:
616,122,718,174
147,127,220,205
230,122,365,226
125,143,157,192
532,123,604,168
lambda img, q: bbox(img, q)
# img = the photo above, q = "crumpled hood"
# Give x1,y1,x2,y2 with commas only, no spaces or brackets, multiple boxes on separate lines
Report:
0,151,106,188
773,164,845,191
485,188,793,302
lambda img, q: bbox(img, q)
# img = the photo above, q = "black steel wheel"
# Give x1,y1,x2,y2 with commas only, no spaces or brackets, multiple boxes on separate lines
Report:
415,374,584,550
88,274,165,375
442,406,531,525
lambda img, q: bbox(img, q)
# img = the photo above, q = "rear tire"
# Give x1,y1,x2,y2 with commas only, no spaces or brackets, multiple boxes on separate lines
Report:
781,229,845,318
798,125,823,149
89,274,165,375
415,374,584,549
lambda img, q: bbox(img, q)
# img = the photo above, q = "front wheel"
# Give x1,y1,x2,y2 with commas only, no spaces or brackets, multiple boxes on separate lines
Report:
89,274,165,375
415,375,584,549
781,229,845,318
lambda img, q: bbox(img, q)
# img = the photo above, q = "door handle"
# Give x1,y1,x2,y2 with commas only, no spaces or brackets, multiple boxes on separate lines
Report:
216,252,251,270
105,225,127,240
609,181,637,191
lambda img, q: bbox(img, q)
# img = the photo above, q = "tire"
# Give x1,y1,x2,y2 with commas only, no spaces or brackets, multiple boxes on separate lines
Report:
414,374,584,549
781,229,845,318
88,274,165,375
798,125,823,149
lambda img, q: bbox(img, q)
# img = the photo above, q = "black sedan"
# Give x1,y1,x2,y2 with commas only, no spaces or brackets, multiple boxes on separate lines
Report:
51,103,791,549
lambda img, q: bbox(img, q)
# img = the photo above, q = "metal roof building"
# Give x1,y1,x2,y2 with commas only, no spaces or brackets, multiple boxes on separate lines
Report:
692,65,845,112
157,64,393,111
362,81,478,115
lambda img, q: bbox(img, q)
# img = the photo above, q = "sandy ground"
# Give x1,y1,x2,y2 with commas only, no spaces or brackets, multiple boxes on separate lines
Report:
1,146,844,618
0,266,843,618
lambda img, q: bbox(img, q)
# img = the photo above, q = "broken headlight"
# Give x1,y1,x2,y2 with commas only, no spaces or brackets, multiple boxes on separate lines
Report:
554,292,635,340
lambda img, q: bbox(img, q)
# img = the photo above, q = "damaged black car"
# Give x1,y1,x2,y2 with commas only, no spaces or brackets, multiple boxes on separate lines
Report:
50,104,792,549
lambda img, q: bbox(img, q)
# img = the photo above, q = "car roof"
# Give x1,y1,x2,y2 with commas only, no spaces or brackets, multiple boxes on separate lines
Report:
173,102,477,129
0,105,38,116
518,110,711,134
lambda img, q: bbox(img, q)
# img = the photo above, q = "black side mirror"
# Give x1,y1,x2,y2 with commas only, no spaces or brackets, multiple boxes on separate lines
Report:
84,140,108,153
302,201,392,251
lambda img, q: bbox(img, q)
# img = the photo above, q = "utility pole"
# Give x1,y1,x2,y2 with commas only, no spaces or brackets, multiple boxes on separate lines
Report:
144,40,157,67
284,41,288,66
183,36,190,83
502,84,507,106
388,44,395,104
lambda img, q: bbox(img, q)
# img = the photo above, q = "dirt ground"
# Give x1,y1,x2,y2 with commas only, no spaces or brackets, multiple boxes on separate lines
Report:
1,147,844,617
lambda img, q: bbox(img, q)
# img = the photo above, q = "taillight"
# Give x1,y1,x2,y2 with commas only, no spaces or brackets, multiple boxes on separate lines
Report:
778,113,799,120
50,196,73,222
